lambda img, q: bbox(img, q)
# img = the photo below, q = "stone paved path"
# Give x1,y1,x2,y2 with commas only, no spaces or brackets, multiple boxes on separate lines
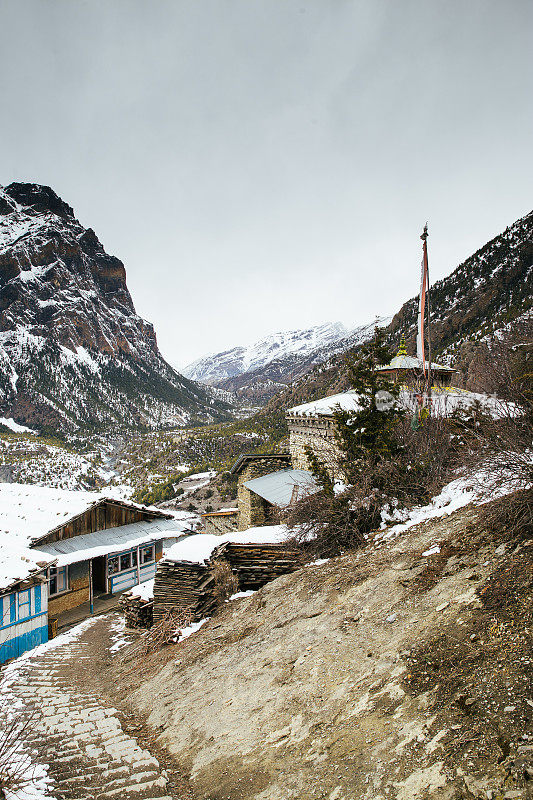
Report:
0,615,182,800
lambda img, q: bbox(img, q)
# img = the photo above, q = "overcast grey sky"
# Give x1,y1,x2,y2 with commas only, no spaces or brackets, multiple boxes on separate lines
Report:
0,1,531,368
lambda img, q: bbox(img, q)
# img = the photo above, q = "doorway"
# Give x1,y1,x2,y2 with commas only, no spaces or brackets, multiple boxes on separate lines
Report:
91,556,107,595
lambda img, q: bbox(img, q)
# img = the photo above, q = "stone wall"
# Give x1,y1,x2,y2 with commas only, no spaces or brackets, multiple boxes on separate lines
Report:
286,415,341,475
236,456,290,531
204,512,238,535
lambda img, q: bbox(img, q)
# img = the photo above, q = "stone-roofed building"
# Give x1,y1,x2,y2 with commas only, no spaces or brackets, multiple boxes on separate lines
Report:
285,391,359,473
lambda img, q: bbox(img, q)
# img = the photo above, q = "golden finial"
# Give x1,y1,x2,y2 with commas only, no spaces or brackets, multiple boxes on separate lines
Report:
397,336,408,356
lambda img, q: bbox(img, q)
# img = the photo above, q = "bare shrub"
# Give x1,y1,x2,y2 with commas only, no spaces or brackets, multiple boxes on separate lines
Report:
211,559,238,605
133,607,194,655
477,486,533,542
285,413,463,559
464,317,533,487
0,699,38,798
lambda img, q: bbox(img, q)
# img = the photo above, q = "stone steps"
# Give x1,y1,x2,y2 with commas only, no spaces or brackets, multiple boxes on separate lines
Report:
0,614,177,800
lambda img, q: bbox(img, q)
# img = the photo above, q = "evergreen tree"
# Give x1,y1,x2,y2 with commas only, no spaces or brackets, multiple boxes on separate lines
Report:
332,327,403,483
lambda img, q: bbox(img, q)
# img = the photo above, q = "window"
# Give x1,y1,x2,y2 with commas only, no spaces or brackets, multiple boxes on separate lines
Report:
1,594,16,628
120,553,132,572
108,555,119,575
140,545,155,564
48,566,68,596
18,589,31,619
108,549,139,576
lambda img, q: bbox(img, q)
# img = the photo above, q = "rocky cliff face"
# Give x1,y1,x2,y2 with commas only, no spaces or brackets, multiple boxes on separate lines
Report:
0,183,231,431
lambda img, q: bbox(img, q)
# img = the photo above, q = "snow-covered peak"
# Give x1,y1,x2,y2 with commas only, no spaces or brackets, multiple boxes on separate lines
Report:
183,322,349,384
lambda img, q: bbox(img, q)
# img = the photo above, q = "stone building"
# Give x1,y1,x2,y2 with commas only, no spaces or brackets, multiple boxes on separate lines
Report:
229,454,292,530
286,391,360,474
200,507,238,535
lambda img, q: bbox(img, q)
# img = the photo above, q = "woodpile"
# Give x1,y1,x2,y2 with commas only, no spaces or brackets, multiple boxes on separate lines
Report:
119,592,153,629
152,543,302,623
153,559,219,624
211,542,302,591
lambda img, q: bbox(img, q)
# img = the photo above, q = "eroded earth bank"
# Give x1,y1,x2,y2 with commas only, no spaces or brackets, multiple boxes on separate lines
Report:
102,499,532,800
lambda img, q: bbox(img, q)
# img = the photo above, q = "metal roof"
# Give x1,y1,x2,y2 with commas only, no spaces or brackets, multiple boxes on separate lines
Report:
244,469,319,508
36,517,187,564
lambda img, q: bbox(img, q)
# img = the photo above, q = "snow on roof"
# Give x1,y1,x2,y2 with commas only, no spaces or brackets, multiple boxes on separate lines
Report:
376,355,455,372
164,525,290,566
287,388,512,419
287,390,362,417
201,508,238,517
36,517,189,567
0,483,105,549
244,469,319,507
0,543,53,593
0,483,169,550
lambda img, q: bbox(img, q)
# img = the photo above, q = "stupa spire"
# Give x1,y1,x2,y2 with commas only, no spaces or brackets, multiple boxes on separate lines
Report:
397,336,408,357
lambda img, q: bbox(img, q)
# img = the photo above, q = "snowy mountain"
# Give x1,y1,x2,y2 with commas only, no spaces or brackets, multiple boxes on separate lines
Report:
389,209,533,360
183,319,390,404
0,183,231,432
183,322,349,384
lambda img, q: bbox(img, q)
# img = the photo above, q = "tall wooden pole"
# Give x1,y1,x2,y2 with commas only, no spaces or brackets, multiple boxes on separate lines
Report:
421,224,432,403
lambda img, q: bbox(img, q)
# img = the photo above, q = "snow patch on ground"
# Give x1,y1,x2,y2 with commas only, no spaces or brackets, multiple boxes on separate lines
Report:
108,616,129,654
0,418,36,434
377,469,524,544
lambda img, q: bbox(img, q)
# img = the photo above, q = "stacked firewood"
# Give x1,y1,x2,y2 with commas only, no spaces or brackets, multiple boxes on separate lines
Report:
152,544,302,625
211,542,302,591
119,592,154,629
153,559,219,623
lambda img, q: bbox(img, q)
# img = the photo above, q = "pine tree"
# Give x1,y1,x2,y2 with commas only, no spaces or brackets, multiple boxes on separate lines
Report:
333,327,403,483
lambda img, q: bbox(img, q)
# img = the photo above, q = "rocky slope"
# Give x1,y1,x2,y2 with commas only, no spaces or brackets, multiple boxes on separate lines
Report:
0,183,231,432
184,319,389,405
108,495,532,800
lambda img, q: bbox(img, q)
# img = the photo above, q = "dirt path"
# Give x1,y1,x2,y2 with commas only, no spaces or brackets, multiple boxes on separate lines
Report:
0,614,192,800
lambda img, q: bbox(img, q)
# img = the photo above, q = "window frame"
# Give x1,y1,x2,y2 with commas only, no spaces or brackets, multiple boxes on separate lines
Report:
17,589,31,621
140,544,155,565
48,566,69,597
0,593,16,628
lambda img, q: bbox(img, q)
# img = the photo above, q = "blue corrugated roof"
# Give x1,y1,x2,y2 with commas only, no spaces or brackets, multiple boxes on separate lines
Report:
243,469,319,507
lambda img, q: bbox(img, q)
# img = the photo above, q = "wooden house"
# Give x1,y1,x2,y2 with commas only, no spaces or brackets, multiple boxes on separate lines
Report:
0,546,53,663
0,484,192,635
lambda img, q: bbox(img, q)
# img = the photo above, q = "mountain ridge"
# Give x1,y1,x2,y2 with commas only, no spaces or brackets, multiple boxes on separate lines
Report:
184,319,391,404
264,208,533,412
0,182,232,432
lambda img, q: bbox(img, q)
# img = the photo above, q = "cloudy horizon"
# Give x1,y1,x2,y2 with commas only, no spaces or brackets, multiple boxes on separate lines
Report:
1,0,531,369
